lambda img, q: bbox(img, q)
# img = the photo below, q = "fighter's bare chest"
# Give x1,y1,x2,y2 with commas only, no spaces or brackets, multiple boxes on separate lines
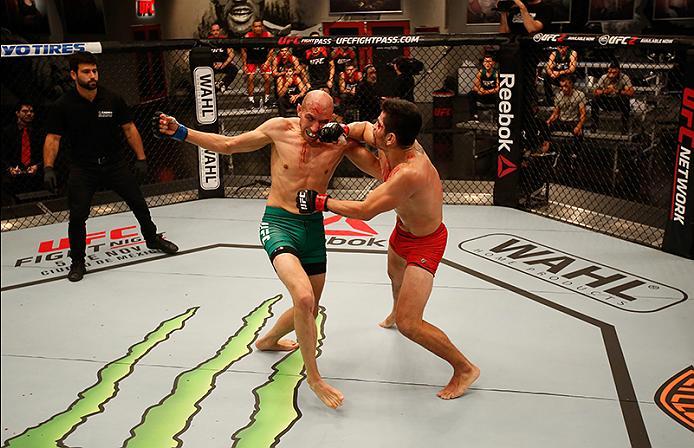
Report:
273,142,342,176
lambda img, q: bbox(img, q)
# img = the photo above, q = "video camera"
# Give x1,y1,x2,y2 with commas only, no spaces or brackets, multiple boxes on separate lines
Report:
494,0,522,12
389,56,424,76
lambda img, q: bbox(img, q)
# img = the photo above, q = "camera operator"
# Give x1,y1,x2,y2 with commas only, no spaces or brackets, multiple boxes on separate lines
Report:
498,0,552,36
391,56,424,103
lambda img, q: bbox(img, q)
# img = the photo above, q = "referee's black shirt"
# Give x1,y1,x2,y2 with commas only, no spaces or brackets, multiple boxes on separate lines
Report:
46,87,133,166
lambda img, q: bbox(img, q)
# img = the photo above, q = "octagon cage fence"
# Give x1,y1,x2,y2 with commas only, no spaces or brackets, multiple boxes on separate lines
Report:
1,33,692,257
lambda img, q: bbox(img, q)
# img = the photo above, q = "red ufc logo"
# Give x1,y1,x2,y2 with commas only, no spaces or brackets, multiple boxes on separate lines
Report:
37,226,139,253
136,0,155,17
277,36,301,46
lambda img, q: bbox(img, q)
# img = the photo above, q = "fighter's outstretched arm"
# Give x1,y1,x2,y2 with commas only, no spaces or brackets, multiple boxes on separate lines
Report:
344,141,382,180
297,167,417,220
346,121,376,146
154,112,275,155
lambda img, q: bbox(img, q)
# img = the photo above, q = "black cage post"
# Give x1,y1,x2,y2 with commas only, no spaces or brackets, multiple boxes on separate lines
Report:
662,48,694,259
189,45,223,199
493,42,524,207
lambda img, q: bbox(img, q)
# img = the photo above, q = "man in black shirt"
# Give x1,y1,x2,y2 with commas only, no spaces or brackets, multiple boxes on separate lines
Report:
43,51,178,282
208,22,238,93
355,64,381,123
499,0,553,36
305,37,334,93
467,54,500,121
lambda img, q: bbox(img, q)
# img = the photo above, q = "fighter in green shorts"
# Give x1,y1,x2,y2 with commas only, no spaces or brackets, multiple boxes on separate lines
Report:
260,206,327,275
155,91,380,409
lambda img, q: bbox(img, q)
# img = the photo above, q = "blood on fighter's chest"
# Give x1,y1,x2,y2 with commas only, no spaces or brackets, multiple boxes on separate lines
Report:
279,141,338,175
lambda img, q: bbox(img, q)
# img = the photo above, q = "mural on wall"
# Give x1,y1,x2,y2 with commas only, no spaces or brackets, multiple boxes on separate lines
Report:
4,0,50,36
549,0,572,23
467,0,499,25
653,0,694,20
197,0,322,38
467,0,571,26
329,0,402,14
61,0,106,34
589,0,636,21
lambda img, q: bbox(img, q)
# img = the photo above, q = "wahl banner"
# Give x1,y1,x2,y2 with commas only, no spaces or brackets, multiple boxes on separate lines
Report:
190,45,224,199
493,43,524,207
663,49,694,259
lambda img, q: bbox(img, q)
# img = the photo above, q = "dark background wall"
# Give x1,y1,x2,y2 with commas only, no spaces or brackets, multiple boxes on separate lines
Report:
1,0,692,45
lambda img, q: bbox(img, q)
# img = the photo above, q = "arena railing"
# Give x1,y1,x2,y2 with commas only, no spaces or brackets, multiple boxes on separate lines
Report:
1,33,691,258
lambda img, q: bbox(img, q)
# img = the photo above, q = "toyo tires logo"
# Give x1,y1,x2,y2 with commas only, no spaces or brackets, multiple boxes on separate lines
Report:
3,295,327,448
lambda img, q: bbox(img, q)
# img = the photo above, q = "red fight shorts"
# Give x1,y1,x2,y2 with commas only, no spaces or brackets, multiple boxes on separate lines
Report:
244,63,272,75
389,221,448,276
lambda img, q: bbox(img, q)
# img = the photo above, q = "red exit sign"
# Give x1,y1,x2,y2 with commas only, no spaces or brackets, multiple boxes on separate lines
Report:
136,0,155,17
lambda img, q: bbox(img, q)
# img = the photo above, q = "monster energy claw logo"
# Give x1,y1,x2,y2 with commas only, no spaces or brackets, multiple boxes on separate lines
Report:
3,295,327,448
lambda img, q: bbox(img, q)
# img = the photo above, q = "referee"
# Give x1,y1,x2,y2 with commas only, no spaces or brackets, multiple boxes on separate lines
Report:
43,51,178,282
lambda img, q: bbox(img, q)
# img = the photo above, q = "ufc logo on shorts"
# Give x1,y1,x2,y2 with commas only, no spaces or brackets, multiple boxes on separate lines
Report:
259,222,270,244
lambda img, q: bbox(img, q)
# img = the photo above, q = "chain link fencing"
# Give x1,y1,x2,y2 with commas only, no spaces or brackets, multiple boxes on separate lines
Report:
1,42,199,229
215,37,506,204
518,37,689,247
1,35,691,252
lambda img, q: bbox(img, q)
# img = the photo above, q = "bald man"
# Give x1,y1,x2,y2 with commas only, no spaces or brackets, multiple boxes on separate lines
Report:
155,91,380,408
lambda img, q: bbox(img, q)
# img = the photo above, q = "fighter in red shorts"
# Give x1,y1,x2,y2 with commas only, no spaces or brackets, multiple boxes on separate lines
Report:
296,98,480,400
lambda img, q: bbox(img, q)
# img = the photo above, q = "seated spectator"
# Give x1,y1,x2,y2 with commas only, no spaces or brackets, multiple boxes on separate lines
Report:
242,19,274,109
544,45,578,105
547,76,586,136
546,76,586,180
337,60,362,120
467,54,499,122
1,101,45,204
208,22,238,93
592,61,634,131
305,34,334,93
271,46,300,106
355,64,381,123
276,65,307,117
271,46,300,77
331,46,357,82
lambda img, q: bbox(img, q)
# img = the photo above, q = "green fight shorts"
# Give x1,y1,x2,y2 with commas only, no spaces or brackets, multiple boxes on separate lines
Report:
259,206,327,275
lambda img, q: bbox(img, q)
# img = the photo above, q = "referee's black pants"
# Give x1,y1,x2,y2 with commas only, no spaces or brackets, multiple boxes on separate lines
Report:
68,160,157,263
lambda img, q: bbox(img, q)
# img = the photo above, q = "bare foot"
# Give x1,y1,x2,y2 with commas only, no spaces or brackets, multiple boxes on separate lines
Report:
255,337,298,351
437,364,480,400
307,379,344,409
378,313,396,329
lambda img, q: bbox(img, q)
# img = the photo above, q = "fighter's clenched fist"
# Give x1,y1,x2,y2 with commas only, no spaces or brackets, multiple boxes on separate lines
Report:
152,111,188,142
296,189,330,214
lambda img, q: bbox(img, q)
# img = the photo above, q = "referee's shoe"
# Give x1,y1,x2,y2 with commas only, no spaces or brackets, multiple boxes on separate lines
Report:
146,233,179,254
66,234,178,282
67,261,86,282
